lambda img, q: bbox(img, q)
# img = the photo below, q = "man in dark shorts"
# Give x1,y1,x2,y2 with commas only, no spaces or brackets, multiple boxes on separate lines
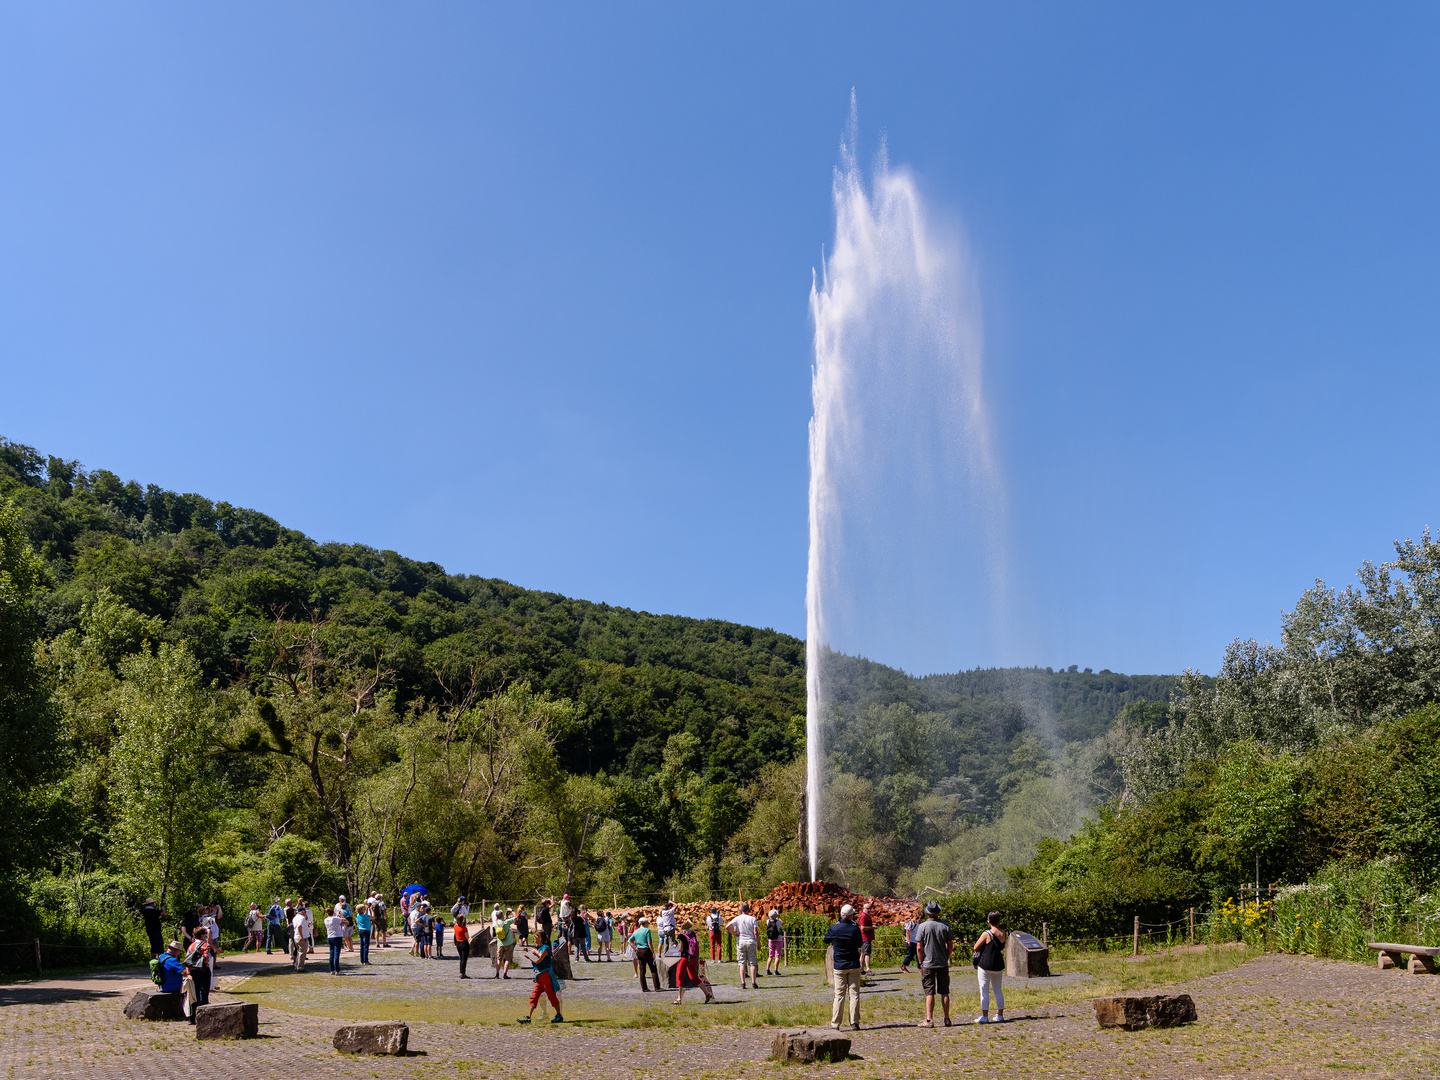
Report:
914,900,955,1027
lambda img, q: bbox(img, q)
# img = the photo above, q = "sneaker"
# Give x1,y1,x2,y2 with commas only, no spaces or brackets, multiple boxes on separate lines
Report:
550,1014,564,1024
517,1017,531,1024
851,1024,861,1032
919,1020,934,1028
974,1016,988,1024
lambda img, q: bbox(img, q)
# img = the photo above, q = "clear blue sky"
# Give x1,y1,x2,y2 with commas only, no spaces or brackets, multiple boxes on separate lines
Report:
4,3,1438,677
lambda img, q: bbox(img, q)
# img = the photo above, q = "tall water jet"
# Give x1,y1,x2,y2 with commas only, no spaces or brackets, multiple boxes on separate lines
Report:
805,101,1004,883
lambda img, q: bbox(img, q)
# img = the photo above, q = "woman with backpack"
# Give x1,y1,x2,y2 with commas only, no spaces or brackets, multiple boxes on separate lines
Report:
183,927,217,1022
972,911,1007,1024
672,920,715,1005
594,910,613,960
764,908,785,976
706,906,724,960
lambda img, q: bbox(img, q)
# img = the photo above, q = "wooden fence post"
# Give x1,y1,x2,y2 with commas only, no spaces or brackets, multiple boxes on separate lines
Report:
1042,922,1048,948
33,937,42,974
1132,916,1140,957
1189,908,1195,945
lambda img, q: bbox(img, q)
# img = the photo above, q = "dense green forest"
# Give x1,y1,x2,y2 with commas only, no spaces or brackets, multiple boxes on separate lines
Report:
0,435,1187,962
5,433,1435,966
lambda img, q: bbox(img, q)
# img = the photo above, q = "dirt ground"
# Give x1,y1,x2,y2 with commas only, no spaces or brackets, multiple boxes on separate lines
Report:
2,944,1437,1078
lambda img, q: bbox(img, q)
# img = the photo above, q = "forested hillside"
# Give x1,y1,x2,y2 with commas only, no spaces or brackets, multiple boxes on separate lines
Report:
0,435,1184,960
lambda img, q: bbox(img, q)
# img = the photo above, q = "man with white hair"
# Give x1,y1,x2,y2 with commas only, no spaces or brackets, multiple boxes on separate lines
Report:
725,902,760,988
823,903,864,1031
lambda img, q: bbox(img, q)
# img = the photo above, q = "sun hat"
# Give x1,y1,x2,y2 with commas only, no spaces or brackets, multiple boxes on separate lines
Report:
840,904,855,919
924,900,942,916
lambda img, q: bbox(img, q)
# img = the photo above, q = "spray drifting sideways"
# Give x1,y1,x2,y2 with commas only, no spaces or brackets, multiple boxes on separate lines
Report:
805,99,1004,883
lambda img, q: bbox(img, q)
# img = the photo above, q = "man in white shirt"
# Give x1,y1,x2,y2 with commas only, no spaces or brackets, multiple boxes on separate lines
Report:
657,902,678,952
726,902,761,989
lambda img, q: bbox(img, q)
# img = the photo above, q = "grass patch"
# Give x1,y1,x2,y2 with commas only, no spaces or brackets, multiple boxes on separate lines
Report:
228,944,1266,1031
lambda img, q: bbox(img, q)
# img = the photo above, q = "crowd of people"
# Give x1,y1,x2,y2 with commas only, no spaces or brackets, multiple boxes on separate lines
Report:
141,890,1012,1029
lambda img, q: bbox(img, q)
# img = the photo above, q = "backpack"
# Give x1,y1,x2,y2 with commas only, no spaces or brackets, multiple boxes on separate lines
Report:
149,957,164,986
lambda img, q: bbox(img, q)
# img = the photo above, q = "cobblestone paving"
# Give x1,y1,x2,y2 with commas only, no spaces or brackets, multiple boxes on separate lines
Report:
3,951,1438,1078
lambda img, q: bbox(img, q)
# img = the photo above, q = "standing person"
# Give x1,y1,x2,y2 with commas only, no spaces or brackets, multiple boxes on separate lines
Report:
493,908,517,978
516,939,564,1024
972,911,1007,1024
672,920,715,1005
726,902,761,989
574,906,591,962
140,899,164,958
324,906,347,975
180,906,201,951
557,895,572,950
355,901,372,964
434,913,446,959
265,897,284,955
244,903,264,952
301,900,316,956
536,898,554,946
515,904,530,946
595,910,612,960
418,903,433,959
291,906,309,970
900,913,919,973
374,894,389,948
283,899,297,956
338,896,355,952
823,904,864,1032
202,906,221,955
765,907,785,976
914,900,955,1027
183,927,217,1022
454,914,472,978
629,915,660,992
451,895,469,921
657,901,677,953
706,907,724,961
857,902,875,976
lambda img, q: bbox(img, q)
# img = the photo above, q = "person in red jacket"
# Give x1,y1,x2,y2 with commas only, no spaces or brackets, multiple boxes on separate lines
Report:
857,902,875,976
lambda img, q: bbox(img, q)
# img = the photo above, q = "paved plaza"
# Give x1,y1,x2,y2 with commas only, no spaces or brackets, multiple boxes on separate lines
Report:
2,946,1437,1078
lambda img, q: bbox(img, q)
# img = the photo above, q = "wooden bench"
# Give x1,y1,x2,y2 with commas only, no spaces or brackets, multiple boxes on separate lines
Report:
1367,942,1439,974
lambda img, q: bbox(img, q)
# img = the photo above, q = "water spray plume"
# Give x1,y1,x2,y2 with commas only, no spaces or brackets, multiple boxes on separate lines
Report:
805,96,1004,883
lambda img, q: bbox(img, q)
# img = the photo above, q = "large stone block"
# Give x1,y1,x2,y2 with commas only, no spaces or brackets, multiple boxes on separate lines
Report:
1005,931,1051,978
770,1029,851,1063
333,1022,410,1055
123,988,185,1022
1092,993,1197,1030
659,952,681,989
551,942,574,980
195,1001,259,1039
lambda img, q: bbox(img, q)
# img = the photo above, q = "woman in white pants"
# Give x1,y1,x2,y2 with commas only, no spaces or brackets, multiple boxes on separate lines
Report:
972,911,1007,1023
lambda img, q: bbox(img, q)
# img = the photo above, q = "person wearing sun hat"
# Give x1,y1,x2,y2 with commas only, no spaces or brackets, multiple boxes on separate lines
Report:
915,899,955,1027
